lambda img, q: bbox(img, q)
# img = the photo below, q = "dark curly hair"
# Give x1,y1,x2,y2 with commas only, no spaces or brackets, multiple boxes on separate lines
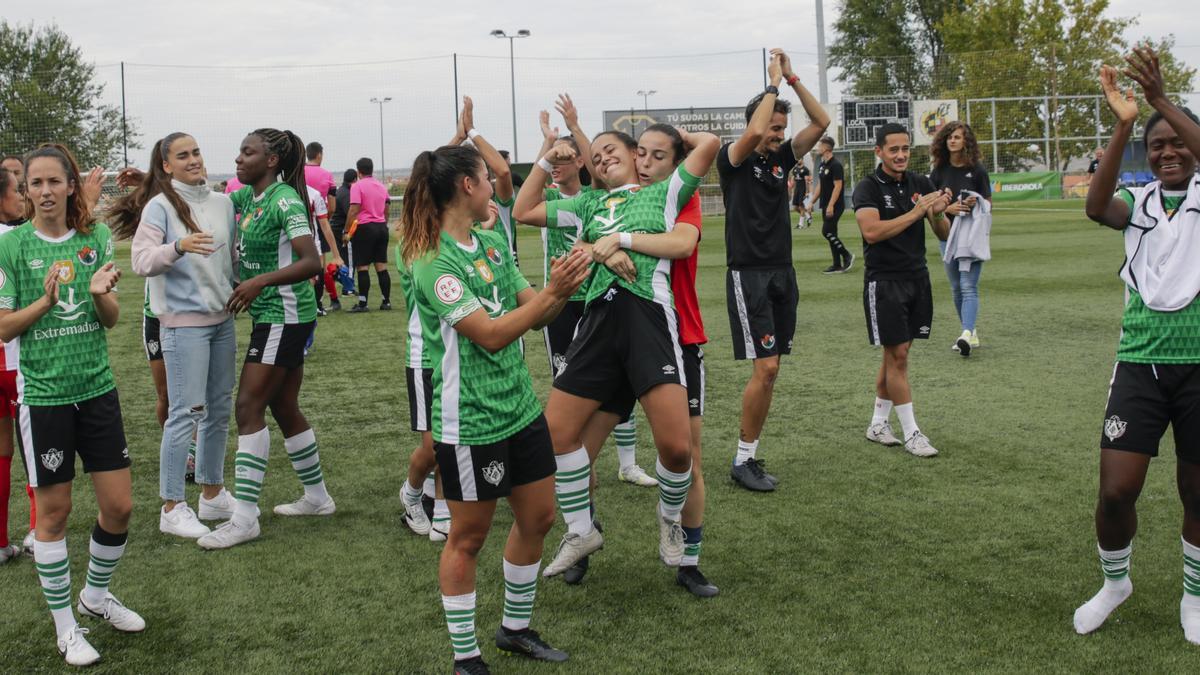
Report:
930,121,981,168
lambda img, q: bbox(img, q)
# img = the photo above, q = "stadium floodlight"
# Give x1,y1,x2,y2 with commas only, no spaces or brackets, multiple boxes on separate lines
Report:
370,97,392,182
637,89,657,115
491,29,532,161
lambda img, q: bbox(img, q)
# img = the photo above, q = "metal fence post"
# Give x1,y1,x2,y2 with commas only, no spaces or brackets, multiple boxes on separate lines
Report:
991,99,998,173
120,61,128,167
453,53,459,125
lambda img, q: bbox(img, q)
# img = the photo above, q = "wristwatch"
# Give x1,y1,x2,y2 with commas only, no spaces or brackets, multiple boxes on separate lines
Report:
764,85,779,96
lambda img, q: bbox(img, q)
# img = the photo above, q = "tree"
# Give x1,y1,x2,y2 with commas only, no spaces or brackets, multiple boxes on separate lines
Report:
829,0,1196,170
0,22,137,169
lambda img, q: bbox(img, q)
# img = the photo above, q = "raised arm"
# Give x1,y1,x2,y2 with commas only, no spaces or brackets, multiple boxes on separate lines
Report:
773,48,830,157
1124,46,1200,169
1084,65,1138,229
513,143,577,227
461,96,513,203
726,54,784,167
556,93,598,183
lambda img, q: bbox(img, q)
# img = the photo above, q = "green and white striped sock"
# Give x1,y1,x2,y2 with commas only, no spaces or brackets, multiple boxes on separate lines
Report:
1073,542,1133,634
233,428,270,526
614,418,637,470
442,591,481,661
555,447,592,535
33,537,76,637
681,525,703,567
1100,543,1131,582
1184,538,1200,599
501,559,539,631
432,499,450,531
655,458,692,522
284,429,330,503
80,524,126,606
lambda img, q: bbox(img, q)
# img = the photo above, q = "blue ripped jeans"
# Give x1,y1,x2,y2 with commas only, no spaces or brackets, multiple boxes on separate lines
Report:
939,241,983,332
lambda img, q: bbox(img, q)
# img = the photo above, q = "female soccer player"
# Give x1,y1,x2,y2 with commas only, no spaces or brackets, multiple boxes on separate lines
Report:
111,133,239,540
512,127,720,577
0,144,143,666
1076,48,1200,644
404,143,589,674
196,128,334,550
929,121,991,356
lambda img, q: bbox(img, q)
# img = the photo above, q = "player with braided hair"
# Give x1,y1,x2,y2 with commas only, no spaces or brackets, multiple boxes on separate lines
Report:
198,128,335,550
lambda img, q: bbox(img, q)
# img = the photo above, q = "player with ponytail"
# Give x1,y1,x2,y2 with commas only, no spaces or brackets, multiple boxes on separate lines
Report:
197,128,334,550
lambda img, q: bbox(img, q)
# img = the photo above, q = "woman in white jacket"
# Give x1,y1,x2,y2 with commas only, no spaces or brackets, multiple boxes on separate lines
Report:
110,133,239,539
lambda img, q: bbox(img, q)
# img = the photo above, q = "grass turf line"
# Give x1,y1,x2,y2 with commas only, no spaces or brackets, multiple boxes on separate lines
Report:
0,199,1194,672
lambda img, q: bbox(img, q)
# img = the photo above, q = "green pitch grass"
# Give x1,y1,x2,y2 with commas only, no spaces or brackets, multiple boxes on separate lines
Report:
1,200,1195,672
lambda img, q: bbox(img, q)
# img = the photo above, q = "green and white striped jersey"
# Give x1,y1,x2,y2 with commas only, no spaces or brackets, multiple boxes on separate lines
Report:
397,243,431,369
542,184,596,301
412,229,540,445
230,183,317,325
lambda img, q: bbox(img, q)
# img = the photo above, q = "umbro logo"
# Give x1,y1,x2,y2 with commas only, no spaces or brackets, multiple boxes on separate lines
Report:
919,326,931,335
662,365,676,375
689,398,699,408
249,348,260,357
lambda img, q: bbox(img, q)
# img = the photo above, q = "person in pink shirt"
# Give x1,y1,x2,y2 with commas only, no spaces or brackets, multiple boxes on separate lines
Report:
303,142,342,313
303,142,335,214
346,157,392,312
223,176,243,194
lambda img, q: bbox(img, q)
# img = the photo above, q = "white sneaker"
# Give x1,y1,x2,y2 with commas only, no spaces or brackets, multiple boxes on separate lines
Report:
198,488,236,520
543,527,604,577
402,496,431,536
159,503,211,539
658,508,685,567
57,625,100,667
866,422,902,447
904,431,939,457
0,543,20,564
22,530,35,556
77,592,146,633
197,519,261,550
429,519,450,543
968,330,981,349
618,464,658,488
273,494,336,517
955,329,972,357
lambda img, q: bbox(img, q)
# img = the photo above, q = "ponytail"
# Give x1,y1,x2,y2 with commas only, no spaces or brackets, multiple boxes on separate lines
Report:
109,132,201,240
401,145,483,263
252,128,312,227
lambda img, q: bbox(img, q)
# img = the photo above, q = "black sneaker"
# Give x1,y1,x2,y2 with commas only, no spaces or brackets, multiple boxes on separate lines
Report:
821,264,841,274
421,494,435,520
494,627,568,662
380,301,393,311
562,554,589,585
452,656,490,675
842,252,856,272
348,304,370,313
329,299,342,312
731,458,775,492
676,565,720,598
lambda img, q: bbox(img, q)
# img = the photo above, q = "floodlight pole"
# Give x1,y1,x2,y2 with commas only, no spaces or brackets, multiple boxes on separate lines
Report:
815,0,829,103
371,97,392,181
492,29,531,162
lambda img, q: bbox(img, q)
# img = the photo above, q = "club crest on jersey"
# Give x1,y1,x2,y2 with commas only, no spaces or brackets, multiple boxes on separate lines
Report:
474,260,494,283
435,274,464,304
77,246,98,266
41,448,63,472
911,193,920,204
1104,415,1127,441
54,260,75,284
253,207,265,221
771,165,784,179
486,247,504,266
761,334,776,349
482,460,505,486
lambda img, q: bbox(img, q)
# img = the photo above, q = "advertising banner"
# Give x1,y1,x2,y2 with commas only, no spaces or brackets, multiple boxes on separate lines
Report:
991,171,1062,201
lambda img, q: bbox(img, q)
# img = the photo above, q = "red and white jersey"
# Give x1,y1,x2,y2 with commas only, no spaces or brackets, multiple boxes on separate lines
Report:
671,193,707,346
0,222,19,371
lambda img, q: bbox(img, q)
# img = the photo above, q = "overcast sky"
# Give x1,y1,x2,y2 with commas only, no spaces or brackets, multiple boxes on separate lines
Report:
5,0,1198,176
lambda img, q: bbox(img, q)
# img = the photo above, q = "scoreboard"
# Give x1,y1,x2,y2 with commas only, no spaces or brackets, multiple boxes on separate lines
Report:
841,97,912,147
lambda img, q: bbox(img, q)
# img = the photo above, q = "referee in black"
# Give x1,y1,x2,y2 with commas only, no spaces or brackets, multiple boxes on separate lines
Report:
852,123,951,458
718,48,829,492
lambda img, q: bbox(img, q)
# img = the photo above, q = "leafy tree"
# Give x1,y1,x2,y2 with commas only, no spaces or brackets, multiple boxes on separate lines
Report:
0,22,137,168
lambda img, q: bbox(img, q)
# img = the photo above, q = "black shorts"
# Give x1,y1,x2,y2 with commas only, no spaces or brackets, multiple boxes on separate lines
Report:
542,300,586,377
597,342,705,421
435,414,556,502
1101,362,1200,462
143,314,163,362
863,276,933,346
406,366,433,433
726,267,799,360
18,388,130,488
349,222,389,266
245,322,315,369
554,285,687,405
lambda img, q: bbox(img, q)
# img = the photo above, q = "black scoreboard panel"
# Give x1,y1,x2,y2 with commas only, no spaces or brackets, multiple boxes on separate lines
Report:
841,98,911,146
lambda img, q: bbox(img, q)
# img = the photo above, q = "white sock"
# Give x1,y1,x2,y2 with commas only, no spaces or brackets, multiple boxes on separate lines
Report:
554,447,593,536
233,428,270,527
422,472,436,499
872,397,893,425
895,403,919,440
432,499,450,529
655,457,692,522
734,439,758,466
284,428,330,504
401,479,422,506
614,419,637,470
1074,543,1133,634
33,537,76,638
1183,537,1200,644
501,559,540,631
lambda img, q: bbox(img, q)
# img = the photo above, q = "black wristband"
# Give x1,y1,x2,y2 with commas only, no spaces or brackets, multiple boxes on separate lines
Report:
764,85,779,96
174,239,184,255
